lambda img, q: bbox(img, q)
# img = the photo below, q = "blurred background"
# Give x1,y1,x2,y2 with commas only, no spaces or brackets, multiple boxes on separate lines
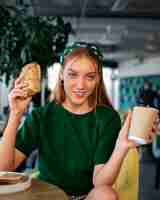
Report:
0,0,160,113
0,1,160,199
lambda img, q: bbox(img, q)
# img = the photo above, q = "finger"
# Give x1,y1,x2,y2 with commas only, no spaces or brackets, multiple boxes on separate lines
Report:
148,128,157,142
12,88,28,95
158,123,160,132
151,121,160,135
152,125,158,133
10,89,28,99
148,132,155,140
121,110,132,134
145,136,153,144
153,118,159,128
10,92,26,99
14,77,22,86
15,83,28,90
145,128,157,144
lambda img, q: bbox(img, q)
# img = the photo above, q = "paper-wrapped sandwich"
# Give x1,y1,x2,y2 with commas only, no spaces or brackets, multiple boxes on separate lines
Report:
0,172,31,194
19,63,41,97
0,173,27,185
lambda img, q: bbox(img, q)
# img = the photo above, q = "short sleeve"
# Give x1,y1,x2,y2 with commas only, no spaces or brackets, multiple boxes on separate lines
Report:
94,111,121,165
15,108,41,157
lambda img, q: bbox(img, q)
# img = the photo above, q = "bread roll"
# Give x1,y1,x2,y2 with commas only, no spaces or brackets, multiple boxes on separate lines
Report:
19,63,41,97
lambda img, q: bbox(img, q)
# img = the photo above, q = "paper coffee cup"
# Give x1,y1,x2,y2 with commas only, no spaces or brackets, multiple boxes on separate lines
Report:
128,106,158,145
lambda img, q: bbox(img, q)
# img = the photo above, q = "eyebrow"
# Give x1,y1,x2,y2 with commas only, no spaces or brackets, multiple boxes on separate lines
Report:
67,68,97,75
86,72,97,75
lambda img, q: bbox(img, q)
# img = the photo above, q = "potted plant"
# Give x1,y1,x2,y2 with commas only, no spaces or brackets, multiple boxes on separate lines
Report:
0,5,73,104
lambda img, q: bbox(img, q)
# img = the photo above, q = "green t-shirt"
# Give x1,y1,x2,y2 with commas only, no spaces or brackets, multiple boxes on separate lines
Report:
15,101,121,195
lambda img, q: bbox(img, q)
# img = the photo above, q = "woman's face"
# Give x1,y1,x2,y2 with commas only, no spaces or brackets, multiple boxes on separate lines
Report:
61,56,99,110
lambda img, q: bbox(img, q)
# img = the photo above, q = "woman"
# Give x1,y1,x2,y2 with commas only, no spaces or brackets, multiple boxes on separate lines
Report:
0,42,155,200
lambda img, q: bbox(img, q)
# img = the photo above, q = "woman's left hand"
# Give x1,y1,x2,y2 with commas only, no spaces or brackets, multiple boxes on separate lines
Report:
115,111,158,151
146,117,159,144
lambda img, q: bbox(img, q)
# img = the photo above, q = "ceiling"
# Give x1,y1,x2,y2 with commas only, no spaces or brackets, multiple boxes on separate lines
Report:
1,0,160,66
30,0,160,18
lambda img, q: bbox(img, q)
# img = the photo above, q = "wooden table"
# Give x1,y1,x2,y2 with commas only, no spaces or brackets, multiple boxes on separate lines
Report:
0,178,68,200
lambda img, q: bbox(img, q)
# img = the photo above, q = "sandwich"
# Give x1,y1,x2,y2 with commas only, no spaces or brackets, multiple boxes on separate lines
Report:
0,173,28,185
19,63,41,97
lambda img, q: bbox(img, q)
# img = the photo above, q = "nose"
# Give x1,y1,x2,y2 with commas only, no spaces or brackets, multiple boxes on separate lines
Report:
76,77,86,89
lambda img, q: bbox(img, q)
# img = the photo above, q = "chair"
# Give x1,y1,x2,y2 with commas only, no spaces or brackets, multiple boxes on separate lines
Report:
152,135,160,189
114,148,139,200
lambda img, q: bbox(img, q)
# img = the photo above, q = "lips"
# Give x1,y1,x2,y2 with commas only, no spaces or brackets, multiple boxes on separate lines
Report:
73,91,88,98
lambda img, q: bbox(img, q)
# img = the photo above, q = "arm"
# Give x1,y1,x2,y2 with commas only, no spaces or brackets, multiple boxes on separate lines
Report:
93,108,158,187
93,145,128,187
0,78,31,171
0,114,26,171
93,112,134,186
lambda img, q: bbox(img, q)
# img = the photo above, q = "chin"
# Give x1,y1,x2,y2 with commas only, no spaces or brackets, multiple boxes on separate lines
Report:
71,97,87,106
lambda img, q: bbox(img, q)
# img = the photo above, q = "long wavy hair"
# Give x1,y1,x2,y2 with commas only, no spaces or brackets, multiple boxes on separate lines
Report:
52,47,113,109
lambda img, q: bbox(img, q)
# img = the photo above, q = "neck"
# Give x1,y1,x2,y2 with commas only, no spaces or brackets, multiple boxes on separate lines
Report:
62,100,93,114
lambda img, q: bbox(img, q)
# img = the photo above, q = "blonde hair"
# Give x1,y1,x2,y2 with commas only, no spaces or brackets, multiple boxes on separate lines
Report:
51,47,113,108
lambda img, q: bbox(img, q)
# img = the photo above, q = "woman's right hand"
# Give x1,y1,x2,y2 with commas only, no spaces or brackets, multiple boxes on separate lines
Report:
8,78,32,117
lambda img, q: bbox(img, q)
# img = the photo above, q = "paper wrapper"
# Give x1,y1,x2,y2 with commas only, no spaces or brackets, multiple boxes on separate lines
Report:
0,172,32,194
19,63,41,97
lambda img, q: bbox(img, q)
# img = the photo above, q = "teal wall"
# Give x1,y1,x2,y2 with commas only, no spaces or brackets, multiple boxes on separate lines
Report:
119,75,160,111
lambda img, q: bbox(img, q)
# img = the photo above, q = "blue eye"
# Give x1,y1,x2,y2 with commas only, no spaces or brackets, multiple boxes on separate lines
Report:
68,73,77,78
87,75,96,80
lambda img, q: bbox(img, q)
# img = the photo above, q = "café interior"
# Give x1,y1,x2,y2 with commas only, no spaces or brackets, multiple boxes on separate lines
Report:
0,0,160,200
